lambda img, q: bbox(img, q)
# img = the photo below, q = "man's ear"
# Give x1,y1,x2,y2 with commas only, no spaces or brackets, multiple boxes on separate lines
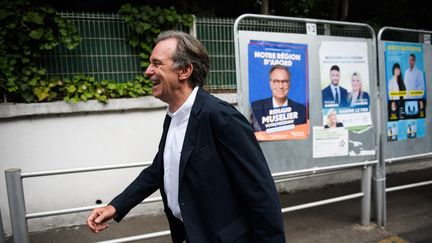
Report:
178,64,193,81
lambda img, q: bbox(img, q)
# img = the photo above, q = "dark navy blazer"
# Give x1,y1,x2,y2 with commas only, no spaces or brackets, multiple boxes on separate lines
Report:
109,88,285,243
322,85,349,107
251,97,307,131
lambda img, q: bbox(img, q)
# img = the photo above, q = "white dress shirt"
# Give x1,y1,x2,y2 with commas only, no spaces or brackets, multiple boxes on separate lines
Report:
272,97,288,108
404,66,425,98
330,83,341,103
163,86,199,221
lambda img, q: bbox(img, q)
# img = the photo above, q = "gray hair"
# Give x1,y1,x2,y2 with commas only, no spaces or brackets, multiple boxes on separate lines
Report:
156,30,210,87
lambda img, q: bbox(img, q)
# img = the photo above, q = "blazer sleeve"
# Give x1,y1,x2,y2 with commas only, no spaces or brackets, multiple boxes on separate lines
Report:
109,154,161,222
213,105,286,242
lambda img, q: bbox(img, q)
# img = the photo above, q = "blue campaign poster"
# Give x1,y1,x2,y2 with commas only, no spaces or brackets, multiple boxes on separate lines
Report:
248,40,308,107
384,42,427,141
247,40,309,141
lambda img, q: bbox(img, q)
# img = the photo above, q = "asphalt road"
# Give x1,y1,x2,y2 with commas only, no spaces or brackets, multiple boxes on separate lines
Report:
5,167,432,243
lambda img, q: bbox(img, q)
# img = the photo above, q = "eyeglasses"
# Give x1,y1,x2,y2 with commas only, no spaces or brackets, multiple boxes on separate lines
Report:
271,79,289,86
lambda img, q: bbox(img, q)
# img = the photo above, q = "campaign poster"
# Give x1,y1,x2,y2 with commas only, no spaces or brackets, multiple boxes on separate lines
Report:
384,42,427,141
248,40,309,141
319,41,372,129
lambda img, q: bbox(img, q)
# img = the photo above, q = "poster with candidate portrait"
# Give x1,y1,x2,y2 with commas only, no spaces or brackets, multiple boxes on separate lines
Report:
384,42,427,141
248,40,309,141
319,41,372,129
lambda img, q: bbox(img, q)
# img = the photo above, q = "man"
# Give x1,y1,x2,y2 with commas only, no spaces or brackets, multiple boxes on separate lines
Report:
387,124,397,141
251,65,306,132
86,30,285,243
321,65,348,107
404,53,425,98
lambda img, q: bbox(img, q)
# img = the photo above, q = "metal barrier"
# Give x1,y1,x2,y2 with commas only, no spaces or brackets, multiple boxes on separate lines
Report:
195,17,237,91
5,161,373,242
382,152,432,226
5,162,152,243
234,13,378,228
377,26,432,226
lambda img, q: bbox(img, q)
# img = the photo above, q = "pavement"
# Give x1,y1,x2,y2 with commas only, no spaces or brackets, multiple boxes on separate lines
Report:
5,167,432,243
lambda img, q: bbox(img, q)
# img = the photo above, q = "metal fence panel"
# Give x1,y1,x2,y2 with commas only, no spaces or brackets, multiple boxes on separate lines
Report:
195,17,237,91
38,14,240,92
40,12,142,83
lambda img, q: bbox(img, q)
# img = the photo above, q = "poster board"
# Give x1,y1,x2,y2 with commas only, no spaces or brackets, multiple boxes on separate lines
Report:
378,39,432,160
236,30,378,173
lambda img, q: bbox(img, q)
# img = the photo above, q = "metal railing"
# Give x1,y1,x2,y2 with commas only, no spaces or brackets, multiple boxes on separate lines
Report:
5,162,152,243
5,160,373,243
382,152,432,226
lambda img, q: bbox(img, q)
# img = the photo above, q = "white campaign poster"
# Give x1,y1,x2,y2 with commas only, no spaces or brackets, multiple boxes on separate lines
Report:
313,126,348,158
319,41,372,129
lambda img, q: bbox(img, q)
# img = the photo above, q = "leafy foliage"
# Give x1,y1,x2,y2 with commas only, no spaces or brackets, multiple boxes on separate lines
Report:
119,3,194,69
63,74,152,103
0,0,80,103
0,2,193,103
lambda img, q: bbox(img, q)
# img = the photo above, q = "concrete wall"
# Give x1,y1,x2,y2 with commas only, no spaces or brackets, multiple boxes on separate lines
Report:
0,97,170,235
1,94,431,236
0,94,238,236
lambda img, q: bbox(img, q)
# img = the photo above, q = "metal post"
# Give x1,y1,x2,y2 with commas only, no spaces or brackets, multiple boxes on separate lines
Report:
382,164,387,226
361,165,372,225
375,162,386,227
5,169,29,243
374,97,386,228
324,23,331,35
189,15,197,37
0,209,5,243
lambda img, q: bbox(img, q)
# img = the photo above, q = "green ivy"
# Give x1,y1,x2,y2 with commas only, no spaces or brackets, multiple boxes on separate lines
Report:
63,74,152,104
0,0,80,103
0,2,194,104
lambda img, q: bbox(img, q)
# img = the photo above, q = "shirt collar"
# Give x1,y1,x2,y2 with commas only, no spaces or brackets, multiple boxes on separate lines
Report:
167,86,199,120
272,97,288,108
330,83,339,90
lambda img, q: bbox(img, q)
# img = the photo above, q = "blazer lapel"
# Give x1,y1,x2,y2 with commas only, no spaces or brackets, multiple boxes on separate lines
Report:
159,114,172,152
178,88,205,184
159,114,171,202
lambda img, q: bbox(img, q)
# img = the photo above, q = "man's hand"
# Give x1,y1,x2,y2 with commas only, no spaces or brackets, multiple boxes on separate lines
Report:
87,205,116,233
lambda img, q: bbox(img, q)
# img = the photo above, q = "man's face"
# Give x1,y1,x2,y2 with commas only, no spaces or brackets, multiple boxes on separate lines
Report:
144,38,181,103
409,56,415,69
269,69,290,101
330,70,340,86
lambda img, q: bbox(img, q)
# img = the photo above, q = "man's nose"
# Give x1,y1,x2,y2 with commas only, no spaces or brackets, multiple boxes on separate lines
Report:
144,64,154,77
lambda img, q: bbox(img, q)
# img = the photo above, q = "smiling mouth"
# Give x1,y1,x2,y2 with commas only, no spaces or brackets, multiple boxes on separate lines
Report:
151,80,161,87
